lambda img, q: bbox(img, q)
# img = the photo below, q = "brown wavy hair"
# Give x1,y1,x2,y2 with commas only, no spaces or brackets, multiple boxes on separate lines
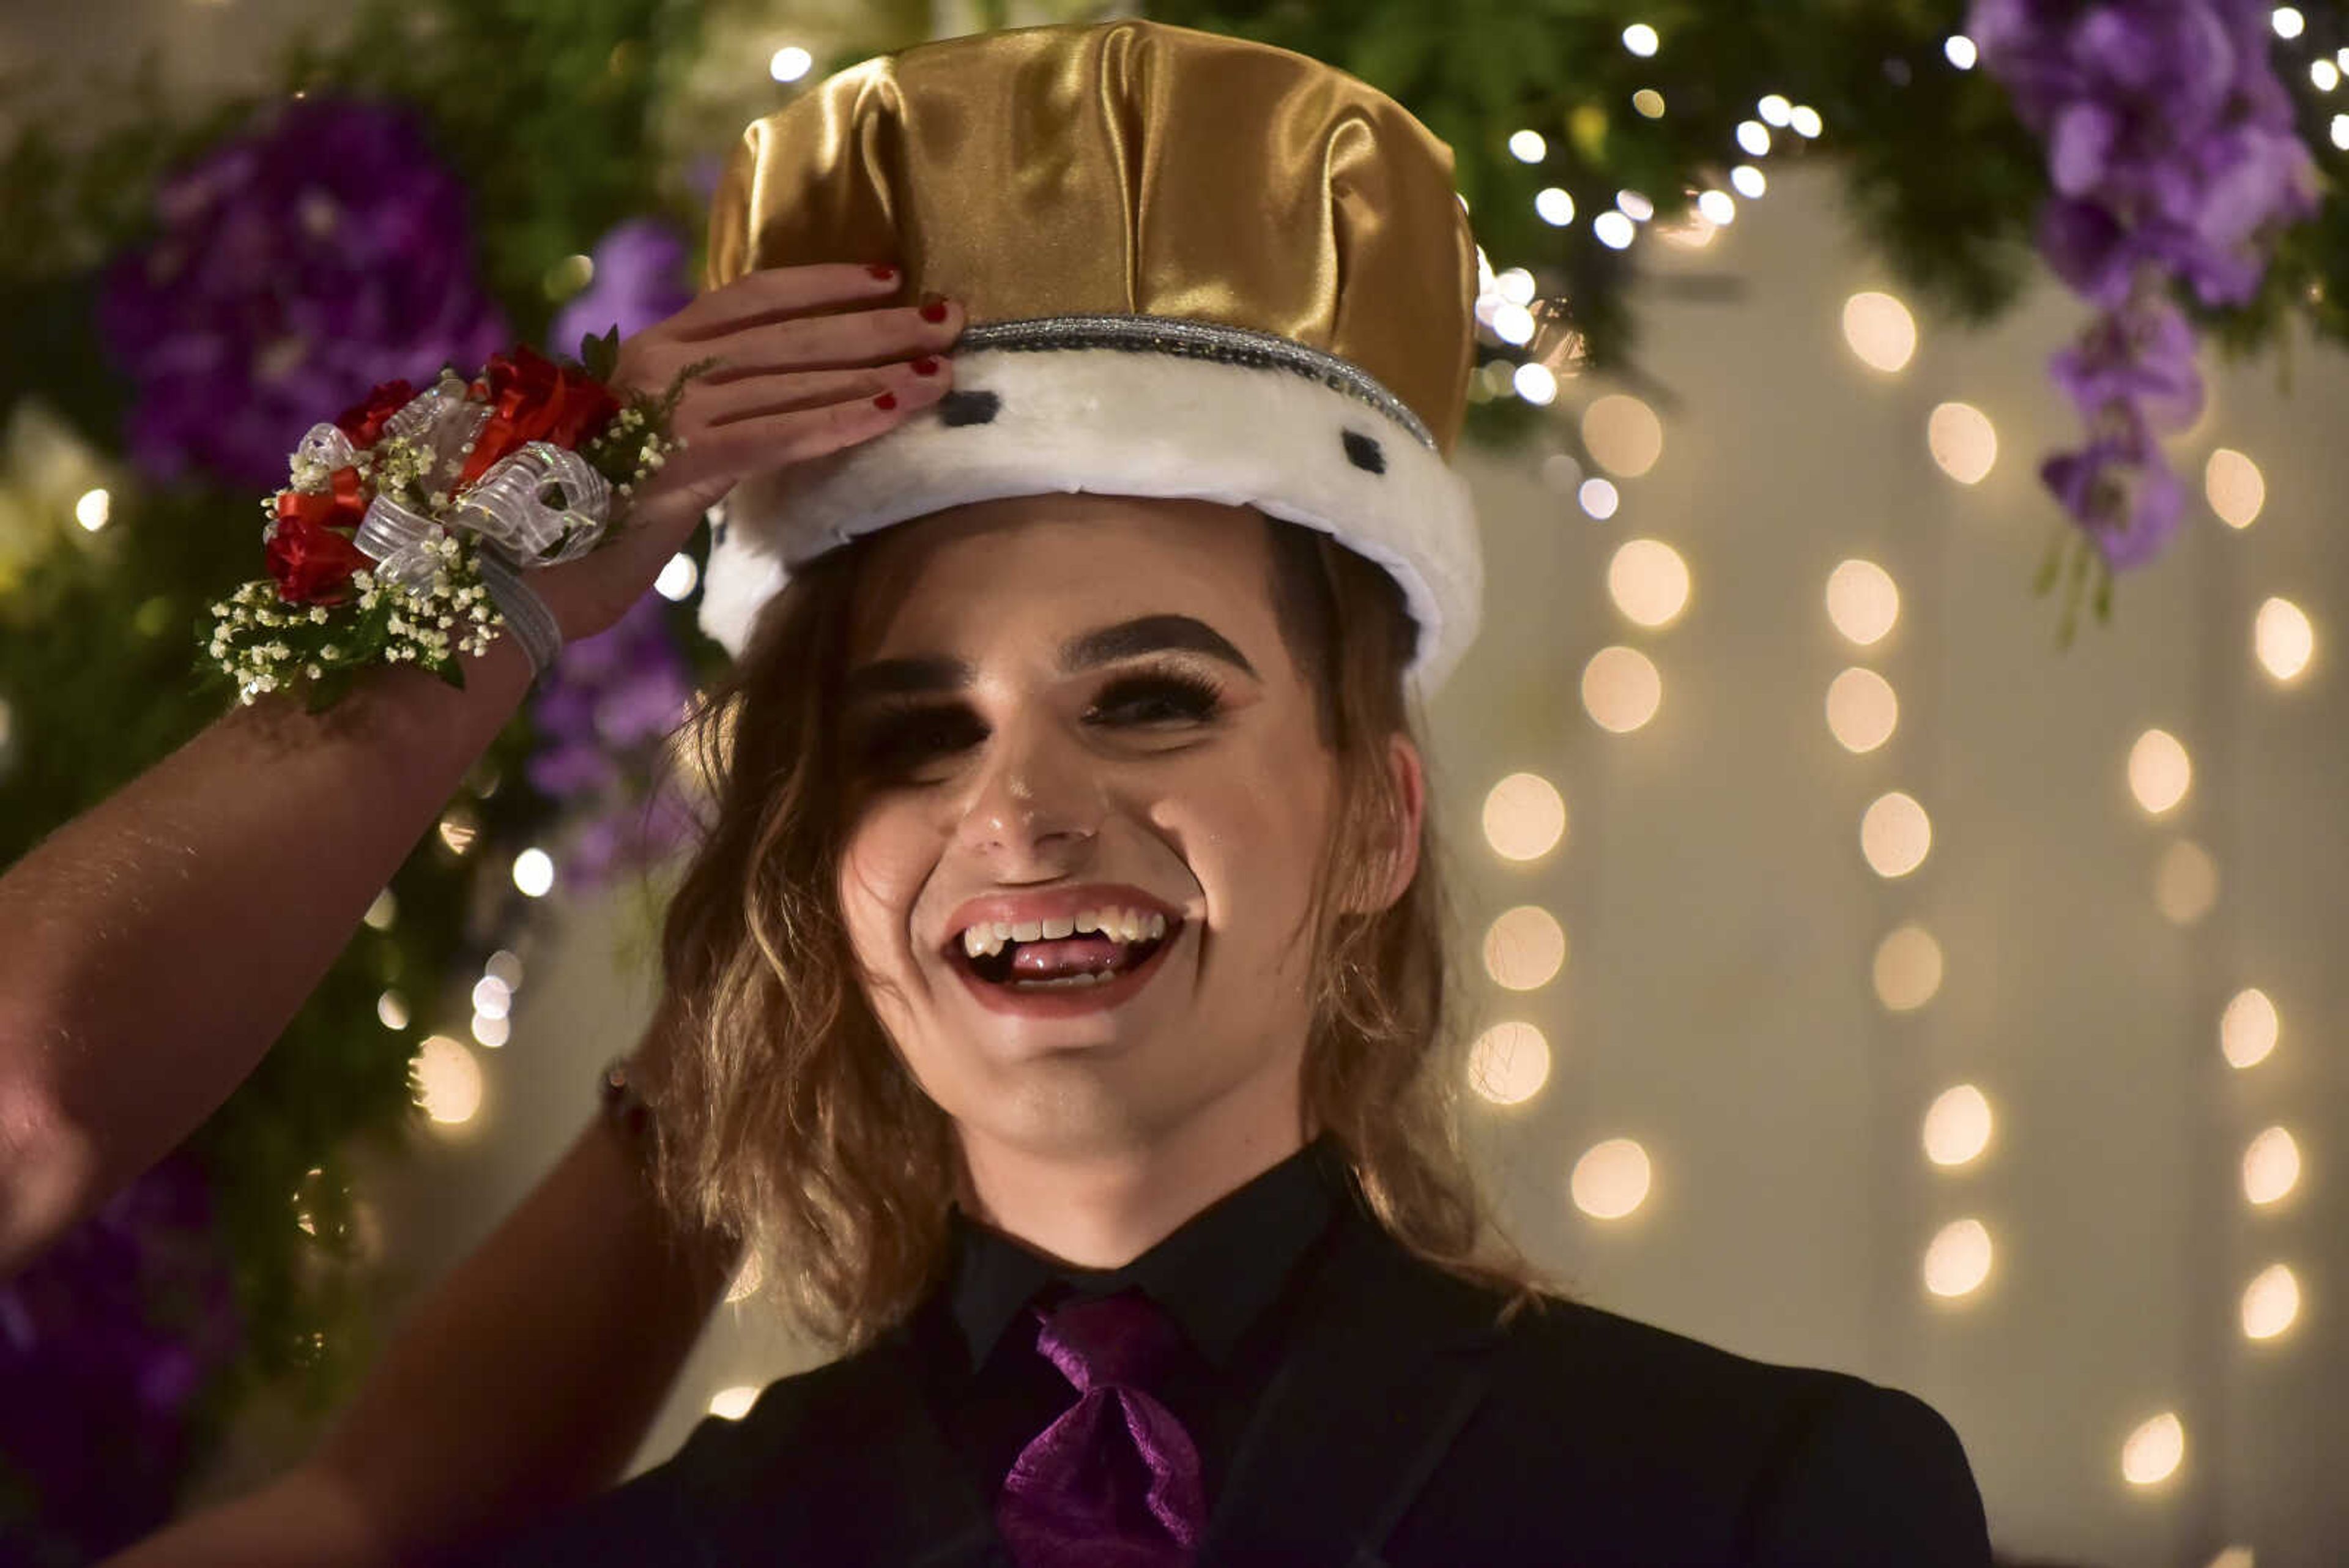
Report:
645,510,1552,1350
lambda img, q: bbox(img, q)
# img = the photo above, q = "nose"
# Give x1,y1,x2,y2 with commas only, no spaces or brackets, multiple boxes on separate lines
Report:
951,708,1102,871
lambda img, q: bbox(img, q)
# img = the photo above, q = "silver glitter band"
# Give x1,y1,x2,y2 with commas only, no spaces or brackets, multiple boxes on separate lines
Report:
475,547,564,680
955,315,1438,453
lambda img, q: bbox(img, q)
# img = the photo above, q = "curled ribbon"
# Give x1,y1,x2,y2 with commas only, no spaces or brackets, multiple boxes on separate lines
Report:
354,491,447,591
447,442,612,568
292,423,360,482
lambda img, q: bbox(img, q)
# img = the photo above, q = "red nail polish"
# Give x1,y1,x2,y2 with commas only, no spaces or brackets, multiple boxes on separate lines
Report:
867,263,897,281
873,392,899,411
911,356,940,375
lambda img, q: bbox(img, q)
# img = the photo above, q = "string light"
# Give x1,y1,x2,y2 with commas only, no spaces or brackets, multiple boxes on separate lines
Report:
1582,645,1663,732
1826,667,1899,752
1696,189,1737,226
1923,1219,1993,1298
2252,596,2315,683
2126,729,2192,816
1616,190,1655,222
2220,987,2279,1070
74,488,110,531
2271,6,2304,40
1621,22,1660,56
1731,165,1767,199
1736,120,1772,157
2312,58,2340,92
511,847,556,897
376,990,409,1031
1593,210,1636,249
412,1035,484,1127
1535,187,1576,226
1579,477,1621,519
2153,839,2220,925
1508,128,1548,163
1583,393,1663,476
1860,791,1932,879
363,888,398,930
1513,363,1559,405
768,46,812,83
1945,35,1979,70
1482,773,1567,861
1927,401,1998,483
708,1385,760,1419
2241,1263,2301,1340
1757,94,1793,127
1922,1084,1993,1165
1468,1021,1552,1105
1874,923,1944,1011
1572,1139,1652,1219
1607,538,1690,627
1631,89,1667,119
1484,906,1568,990
1825,559,1901,647
2121,1412,2185,1485
1841,292,1918,373
2242,1126,2301,1206
1788,105,1824,138
2204,448,2265,527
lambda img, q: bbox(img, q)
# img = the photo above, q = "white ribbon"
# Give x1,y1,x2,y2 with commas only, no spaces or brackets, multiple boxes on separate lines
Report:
291,422,358,483
354,491,447,591
447,442,612,568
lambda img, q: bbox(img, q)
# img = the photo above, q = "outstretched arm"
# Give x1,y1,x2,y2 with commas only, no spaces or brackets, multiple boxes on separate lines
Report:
102,1055,741,1568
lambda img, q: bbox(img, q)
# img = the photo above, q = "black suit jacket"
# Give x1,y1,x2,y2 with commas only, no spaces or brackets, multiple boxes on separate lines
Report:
474,1202,1991,1567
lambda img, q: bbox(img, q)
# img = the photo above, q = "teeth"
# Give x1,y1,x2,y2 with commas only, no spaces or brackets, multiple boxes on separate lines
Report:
959,905,1176,959
1007,970,1108,990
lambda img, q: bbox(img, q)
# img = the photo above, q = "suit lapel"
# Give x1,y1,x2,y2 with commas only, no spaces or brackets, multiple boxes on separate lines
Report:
697,1328,1002,1568
1197,1206,1507,1568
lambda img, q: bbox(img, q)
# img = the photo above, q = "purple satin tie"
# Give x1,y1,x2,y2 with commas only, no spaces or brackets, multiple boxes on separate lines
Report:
994,1289,1208,1567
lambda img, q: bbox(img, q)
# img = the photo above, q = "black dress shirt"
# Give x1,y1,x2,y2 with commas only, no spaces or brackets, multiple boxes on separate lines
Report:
910,1137,1345,1513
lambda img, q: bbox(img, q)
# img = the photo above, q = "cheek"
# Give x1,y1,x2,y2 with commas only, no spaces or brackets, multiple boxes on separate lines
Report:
1159,735,1332,944
836,803,938,975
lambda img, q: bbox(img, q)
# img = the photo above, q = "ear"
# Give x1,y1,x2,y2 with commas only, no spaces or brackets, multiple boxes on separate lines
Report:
1346,732,1426,915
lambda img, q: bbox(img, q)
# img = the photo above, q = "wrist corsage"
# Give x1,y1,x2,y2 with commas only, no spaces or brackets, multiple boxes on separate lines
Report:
201,330,700,712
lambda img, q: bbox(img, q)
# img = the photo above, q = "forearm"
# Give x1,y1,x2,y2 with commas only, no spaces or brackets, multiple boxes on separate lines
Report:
108,1112,738,1568
0,634,534,1274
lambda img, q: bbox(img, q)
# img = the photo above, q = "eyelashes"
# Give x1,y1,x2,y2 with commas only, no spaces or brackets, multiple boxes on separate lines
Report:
851,666,1228,778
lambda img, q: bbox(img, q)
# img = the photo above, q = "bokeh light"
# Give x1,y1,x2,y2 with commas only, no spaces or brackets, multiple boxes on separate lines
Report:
2220,987,2279,1071
1927,402,1997,484
1607,538,1690,627
1861,791,1932,879
1841,292,1918,373
2127,729,2192,816
1483,773,1567,862
1572,1139,1652,1219
1484,905,1568,990
2254,597,2315,683
1468,1021,1552,1106
1826,667,1899,753
2205,448,2265,528
2121,1412,2185,1487
1826,559,1900,646
1923,1219,1993,1298
412,1035,483,1127
1582,646,1663,733
2154,839,2219,924
1922,1085,1993,1167
2243,1126,2301,1206
1873,924,1944,1011
1583,395,1664,477
2241,1264,2301,1340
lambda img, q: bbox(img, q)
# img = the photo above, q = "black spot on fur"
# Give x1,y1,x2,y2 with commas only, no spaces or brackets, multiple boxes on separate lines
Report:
938,389,1001,426
1341,428,1386,475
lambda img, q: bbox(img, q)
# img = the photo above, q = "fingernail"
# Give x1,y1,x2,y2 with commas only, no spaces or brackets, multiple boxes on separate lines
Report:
873,392,899,411
867,263,897,281
911,356,940,376
919,293,951,323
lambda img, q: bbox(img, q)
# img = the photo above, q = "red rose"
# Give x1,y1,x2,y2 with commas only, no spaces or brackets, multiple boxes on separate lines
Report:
333,379,417,447
456,344,622,486
267,467,372,604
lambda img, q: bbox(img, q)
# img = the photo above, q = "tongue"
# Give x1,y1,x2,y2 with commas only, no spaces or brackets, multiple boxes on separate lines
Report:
1009,935,1134,978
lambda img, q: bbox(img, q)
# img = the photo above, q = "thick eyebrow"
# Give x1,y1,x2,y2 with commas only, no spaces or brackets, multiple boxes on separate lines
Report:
844,614,1257,704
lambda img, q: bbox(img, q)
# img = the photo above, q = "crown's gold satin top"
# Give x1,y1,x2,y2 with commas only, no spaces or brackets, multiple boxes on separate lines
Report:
706,18,1478,458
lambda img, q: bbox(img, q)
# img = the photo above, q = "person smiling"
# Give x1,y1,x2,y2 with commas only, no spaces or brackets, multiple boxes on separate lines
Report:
74,18,1991,1568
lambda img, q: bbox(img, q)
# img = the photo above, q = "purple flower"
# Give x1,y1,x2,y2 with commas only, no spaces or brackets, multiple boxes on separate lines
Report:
2041,412,2186,570
0,1156,240,1559
2049,294,2204,432
525,592,700,890
549,218,693,360
1967,0,2318,574
97,98,510,492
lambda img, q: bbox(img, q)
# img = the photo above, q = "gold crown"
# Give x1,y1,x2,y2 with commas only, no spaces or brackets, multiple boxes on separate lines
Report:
701,18,1486,692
